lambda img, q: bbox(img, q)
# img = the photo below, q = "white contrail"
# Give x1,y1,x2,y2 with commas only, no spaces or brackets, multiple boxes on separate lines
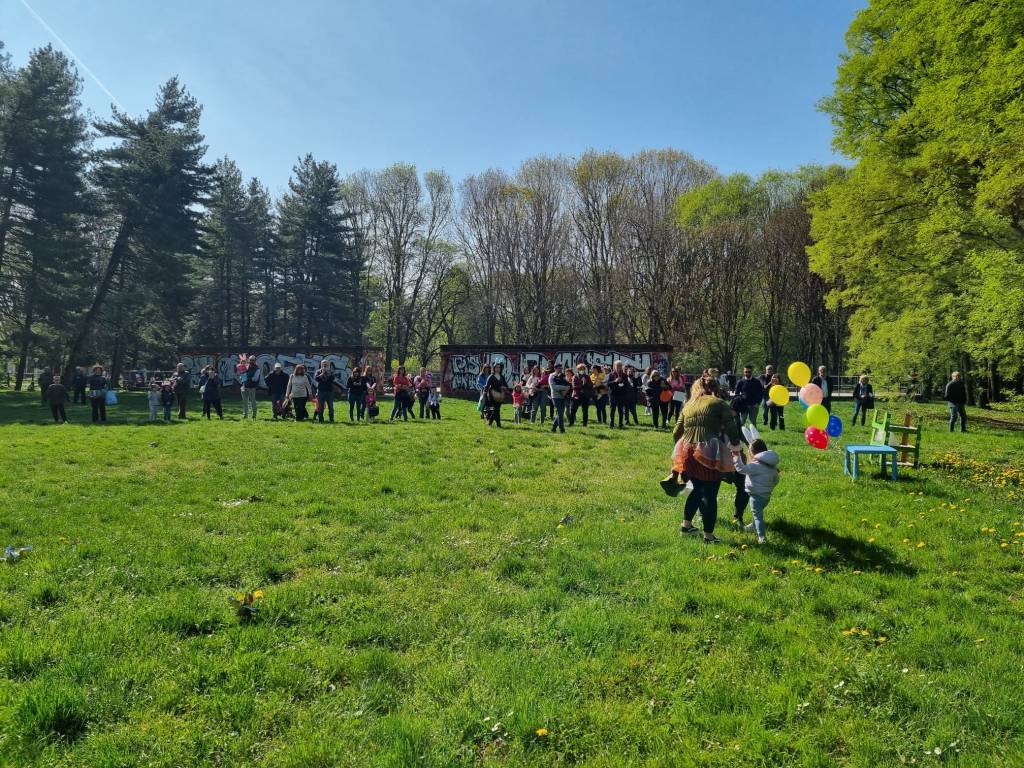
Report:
18,0,124,111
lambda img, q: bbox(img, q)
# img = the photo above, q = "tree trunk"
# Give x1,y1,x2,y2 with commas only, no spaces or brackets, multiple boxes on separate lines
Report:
14,251,38,391
64,219,133,380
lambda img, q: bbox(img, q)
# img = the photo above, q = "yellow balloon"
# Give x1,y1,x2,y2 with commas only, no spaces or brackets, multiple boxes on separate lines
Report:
788,361,811,387
805,403,829,430
769,384,789,407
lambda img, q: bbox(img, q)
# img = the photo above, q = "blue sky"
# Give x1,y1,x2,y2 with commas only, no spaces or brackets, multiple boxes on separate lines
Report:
3,0,863,196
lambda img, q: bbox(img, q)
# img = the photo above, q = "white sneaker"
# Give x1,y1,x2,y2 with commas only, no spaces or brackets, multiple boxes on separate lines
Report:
744,523,755,532
757,536,767,545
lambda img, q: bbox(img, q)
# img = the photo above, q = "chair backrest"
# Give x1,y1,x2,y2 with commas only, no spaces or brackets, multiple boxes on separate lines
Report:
869,410,891,446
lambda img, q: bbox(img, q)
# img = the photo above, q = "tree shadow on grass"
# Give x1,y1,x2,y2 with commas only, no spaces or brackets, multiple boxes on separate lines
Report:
769,518,917,577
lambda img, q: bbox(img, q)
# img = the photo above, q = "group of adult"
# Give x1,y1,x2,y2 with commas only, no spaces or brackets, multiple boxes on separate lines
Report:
187,358,382,422
472,360,833,433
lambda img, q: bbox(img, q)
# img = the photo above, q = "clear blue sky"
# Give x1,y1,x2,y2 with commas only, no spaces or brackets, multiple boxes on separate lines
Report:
3,0,863,196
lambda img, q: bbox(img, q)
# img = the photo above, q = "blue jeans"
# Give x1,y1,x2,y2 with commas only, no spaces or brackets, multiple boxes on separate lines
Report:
348,390,365,420
852,400,868,425
761,398,770,424
551,398,566,432
948,402,967,432
531,391,548,423
751,494,770,538
315,393,334,422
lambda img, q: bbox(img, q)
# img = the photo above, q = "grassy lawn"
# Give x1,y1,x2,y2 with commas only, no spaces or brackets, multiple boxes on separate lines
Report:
0,391,1022,767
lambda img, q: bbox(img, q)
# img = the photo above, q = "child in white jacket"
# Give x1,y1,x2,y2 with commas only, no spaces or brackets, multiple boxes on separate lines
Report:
733,438,780,544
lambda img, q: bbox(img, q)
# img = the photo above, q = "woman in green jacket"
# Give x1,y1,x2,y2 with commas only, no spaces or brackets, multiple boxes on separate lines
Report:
672,376,742,543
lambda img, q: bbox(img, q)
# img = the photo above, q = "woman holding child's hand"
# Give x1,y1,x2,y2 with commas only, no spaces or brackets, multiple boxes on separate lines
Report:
671,375,742,543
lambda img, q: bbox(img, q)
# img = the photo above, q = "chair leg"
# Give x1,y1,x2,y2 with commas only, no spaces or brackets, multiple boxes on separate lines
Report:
853,454,860,480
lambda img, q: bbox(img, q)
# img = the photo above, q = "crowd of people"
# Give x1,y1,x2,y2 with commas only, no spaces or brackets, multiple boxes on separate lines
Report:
474,361,817,433
30,357,971,439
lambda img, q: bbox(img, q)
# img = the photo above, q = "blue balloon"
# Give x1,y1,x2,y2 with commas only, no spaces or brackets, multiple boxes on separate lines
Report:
798,395,809,409
826,414,843,437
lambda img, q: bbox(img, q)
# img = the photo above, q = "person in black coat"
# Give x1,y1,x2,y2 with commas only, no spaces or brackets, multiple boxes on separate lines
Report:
71,366,87,404
851,374,874,426
484,363,508,428
945,371,968,433
624,365,642,425
86,365,108,423
170,363,191,419
733,366,765,427
811,366,833,413
266,363,289,419
199,366,223,420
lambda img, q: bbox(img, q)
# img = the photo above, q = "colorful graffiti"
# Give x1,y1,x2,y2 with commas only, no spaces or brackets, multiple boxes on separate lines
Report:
177,349,385,390
441,346,672,395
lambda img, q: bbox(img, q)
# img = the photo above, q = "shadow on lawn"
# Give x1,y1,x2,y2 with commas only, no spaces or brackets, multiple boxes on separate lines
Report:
770,519,917,576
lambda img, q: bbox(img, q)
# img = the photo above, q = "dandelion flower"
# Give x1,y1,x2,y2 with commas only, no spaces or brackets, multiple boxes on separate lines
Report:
916,542,925,549
536,728,549,737
868,537,876,543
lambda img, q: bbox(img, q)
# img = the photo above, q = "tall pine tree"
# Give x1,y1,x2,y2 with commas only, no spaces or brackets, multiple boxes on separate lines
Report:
64,78,208,378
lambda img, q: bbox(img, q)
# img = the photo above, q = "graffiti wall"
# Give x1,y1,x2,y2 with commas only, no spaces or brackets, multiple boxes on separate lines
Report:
440,345,673,396
177,348,385,390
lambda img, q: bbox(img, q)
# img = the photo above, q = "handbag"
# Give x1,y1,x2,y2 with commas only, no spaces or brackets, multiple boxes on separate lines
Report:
672,390,686,403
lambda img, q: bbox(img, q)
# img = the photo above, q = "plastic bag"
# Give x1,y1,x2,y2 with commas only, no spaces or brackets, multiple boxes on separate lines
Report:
105,389,118,406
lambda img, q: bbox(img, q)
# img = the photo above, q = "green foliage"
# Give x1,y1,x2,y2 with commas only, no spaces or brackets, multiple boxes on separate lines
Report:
811,0,1024,388
0,392,1022,765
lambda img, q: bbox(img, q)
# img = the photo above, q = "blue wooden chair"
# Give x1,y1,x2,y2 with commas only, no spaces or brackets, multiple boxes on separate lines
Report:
844,410,898,480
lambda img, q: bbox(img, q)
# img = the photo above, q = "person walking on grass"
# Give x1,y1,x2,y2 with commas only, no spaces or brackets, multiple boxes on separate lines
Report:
759,364,775,426
512,382,525,424
608,360,628,429
484,362,509,428
945,371,968,433
171,363,191,419
732,438,780,545
526,365,547,425
148,381,162,422
38,368,53,403
286,364,312,421
811,365,833,412
624,365,642,425
347,365,367,421
644,370,670,429
476,364,491,419
390,366,414,422
314,360,336,423
667,368,686,423
766,373,786,430
733,365,764,427
199,366,224,420
43,375,70,423
71,366,87,405
851,374,874,427
266,363,289,419
87,365,108,423
428,387,442,419
415,367,432,419
569,363,594,427
548,363,570,433
673,376,742,544
160,381,174,421
239,356,260,420
591,364,608,424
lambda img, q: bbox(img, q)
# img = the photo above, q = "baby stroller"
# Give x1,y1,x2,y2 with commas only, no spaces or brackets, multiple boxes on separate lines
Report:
277,395,295,420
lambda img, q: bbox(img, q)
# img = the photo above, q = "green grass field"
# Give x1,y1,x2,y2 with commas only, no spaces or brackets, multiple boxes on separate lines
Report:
0,391,1022,767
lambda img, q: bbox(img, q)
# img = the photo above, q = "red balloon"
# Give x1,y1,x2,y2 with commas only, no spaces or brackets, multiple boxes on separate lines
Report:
804,426,829,449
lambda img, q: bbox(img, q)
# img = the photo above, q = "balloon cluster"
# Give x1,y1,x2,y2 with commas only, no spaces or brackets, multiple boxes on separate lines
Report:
786,361,841,449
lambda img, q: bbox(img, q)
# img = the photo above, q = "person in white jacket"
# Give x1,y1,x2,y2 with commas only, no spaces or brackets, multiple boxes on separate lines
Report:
285,364,313,421
732,439,780,544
